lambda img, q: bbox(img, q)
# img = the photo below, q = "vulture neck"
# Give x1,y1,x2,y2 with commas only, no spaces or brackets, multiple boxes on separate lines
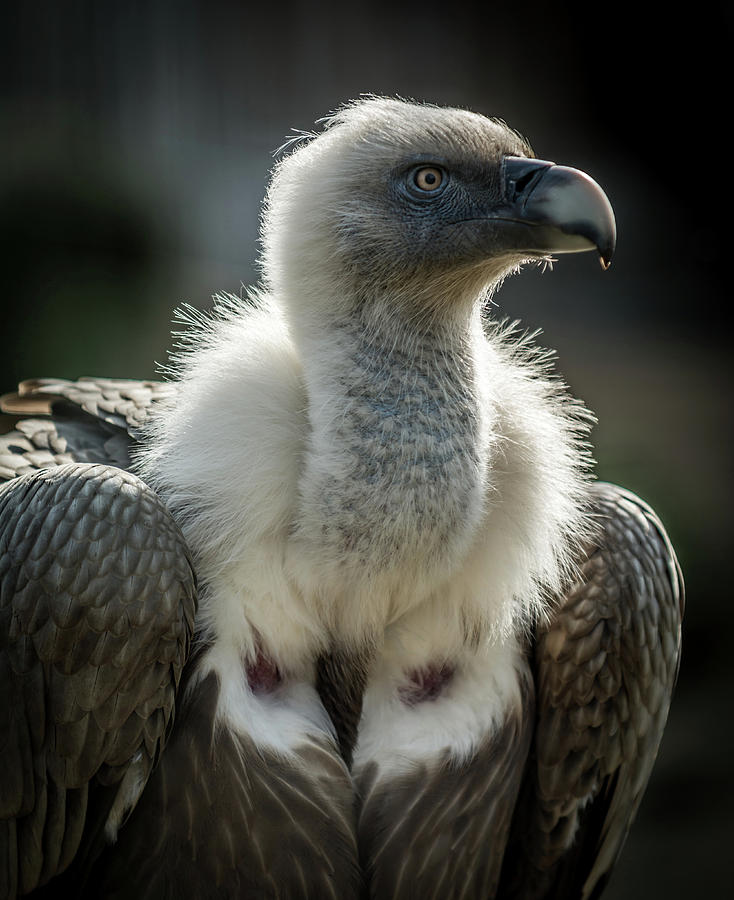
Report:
286,288,495,629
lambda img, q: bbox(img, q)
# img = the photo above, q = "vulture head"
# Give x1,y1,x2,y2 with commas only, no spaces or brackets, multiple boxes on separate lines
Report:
262,96,616,328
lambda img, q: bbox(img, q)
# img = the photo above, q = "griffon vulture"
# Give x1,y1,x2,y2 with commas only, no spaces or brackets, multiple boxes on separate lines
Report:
0,97,683,899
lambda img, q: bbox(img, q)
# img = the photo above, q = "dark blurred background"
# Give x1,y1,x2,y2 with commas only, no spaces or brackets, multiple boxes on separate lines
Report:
1,1,731,896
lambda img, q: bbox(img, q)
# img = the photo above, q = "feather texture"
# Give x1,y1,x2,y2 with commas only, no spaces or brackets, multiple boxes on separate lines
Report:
0,464,195,895
0,97,681,899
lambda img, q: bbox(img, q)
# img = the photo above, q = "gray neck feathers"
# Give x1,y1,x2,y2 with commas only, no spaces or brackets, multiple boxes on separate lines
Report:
294,309,489,584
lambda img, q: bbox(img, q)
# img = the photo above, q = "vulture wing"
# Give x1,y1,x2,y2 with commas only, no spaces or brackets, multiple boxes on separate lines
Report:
0,377,174,478
356,673,535,900
499,481,684,899
80,671,362,900
0,380,196,897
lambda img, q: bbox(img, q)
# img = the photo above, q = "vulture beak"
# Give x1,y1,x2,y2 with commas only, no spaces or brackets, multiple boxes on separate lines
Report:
492,156,617,268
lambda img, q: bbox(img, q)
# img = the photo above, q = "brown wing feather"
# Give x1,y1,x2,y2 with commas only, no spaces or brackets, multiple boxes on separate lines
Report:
0,377,174,479
87,671,362,900
1,377,174,431
0,464,196,896
357,665,534,900
498,482,684,899
316,643,374,768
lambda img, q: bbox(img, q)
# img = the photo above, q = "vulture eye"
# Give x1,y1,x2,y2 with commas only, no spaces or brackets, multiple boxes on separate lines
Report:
413,166,444,192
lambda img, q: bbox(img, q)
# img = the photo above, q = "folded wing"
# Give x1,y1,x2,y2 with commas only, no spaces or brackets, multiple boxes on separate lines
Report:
1,380,195,897
500,481,684,899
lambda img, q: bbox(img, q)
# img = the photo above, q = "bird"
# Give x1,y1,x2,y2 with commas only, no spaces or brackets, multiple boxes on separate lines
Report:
0,97,683,899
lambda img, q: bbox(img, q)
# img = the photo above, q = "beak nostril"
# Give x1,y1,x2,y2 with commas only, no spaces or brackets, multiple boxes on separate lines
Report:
503,157,555,204
513,170,538,194
511,169,541,202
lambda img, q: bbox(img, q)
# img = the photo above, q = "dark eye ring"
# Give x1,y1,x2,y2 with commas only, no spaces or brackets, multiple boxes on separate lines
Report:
412,166,445,193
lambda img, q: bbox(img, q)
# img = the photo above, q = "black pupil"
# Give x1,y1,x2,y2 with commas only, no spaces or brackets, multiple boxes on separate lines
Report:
423,171,437,186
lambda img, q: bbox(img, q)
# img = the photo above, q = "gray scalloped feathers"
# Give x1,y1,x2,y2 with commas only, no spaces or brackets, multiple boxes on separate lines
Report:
0,379,174,479
0,463,196,897
498,485,683,899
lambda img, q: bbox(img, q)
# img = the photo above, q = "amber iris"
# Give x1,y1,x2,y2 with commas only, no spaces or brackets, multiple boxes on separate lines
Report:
414,167,443,191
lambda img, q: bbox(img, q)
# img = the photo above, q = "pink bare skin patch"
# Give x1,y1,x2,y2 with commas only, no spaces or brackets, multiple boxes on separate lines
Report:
246,650,282,693
398,662,455,706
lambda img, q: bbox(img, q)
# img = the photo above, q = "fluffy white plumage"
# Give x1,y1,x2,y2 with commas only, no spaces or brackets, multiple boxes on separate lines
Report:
134,98,595,765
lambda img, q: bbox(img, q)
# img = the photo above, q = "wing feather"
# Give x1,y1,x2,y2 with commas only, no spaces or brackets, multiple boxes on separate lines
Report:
0,463,196,895
0,377,174,479
357,666,535,900
499,482,684,899
87,672,363,900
